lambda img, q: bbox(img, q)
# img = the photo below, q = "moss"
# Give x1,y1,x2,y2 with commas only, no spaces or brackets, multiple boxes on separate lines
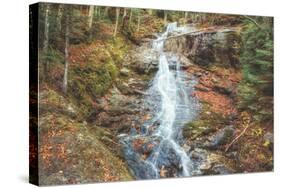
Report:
85,69,112,97
183,103,230,140
109,36,130,64
183,120,215,139
69,60,117,99
105,60,119,81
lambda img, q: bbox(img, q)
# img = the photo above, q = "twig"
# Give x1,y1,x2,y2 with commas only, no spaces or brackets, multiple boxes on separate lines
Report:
225,124,250,152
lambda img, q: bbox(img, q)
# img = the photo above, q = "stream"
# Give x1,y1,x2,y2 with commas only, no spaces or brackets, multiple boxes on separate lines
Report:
120,23,200,179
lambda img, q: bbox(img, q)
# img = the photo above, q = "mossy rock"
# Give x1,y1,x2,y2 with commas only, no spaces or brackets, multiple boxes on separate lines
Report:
183,103,231,140
70,58,119,99
183,120,215,140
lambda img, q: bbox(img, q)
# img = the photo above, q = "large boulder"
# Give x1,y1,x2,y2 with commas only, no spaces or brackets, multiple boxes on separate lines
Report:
163,28,242,68
125,45,159,74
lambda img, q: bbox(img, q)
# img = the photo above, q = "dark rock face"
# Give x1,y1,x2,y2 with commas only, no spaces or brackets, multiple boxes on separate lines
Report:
164,28,242,68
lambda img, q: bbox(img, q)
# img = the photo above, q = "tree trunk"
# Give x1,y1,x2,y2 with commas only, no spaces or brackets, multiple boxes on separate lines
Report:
63,9,70,94
122,8,127,25
137,11,141,32
104,7,109,17
164,10,168,25
211,14,216,25
88,5,94,29
129,9,133,26
98,7,101,18
113,8,120,37
43,4,50,80
148,9,153,15
184,12,188,23
94,6,98,17
56,4,63,32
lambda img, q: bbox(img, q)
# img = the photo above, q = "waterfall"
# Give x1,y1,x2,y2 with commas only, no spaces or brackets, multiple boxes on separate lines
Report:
121,22,199,179
151,22,196,176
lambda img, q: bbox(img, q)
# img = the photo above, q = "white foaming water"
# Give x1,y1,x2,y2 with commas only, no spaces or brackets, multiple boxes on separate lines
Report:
151,22,194,176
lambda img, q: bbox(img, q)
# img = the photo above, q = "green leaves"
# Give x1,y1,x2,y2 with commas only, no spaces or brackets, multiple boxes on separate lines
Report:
238,18,273,123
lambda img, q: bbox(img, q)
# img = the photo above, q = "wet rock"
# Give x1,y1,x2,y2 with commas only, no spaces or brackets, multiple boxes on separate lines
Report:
190,149,235,175
179,55,193,69
207,125,234,149
212,164,233,174
142,141,157,155
131,137,158,156
190,148,209,161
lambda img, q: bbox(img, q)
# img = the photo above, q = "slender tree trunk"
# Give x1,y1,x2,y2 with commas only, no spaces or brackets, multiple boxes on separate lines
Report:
104,7,109,17
88,5,94,29
43,4,50,80
211,14,216,25
94,6,98,17
148,9,153,15
113,8,120,37
184,12,188,23
129,9,133,26
63,9,70,94
192,13,196,23
98,7,101,18
57,4,63,32
122,8,127,25
137,11,141,32
43,4,50,53
164,10,168,25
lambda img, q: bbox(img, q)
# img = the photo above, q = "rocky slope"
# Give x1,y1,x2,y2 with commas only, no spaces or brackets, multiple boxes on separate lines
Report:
37,24,273,184
38,86,133,185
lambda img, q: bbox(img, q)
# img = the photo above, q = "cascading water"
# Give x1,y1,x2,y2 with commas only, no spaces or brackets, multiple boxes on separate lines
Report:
120,23,199,179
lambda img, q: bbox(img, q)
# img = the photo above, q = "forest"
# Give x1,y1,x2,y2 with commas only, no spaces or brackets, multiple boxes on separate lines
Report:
30,2,273,185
